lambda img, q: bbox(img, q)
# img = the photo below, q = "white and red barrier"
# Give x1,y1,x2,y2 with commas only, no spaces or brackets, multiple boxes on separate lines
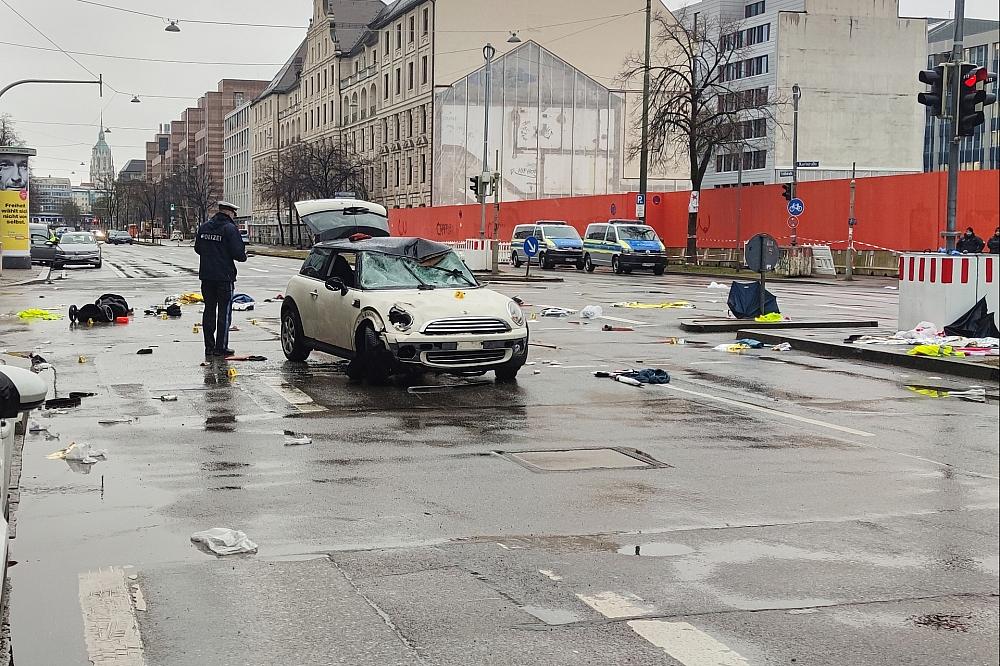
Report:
898,253,998,330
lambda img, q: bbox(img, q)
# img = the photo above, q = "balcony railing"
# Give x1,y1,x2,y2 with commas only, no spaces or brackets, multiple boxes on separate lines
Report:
340,64,378,88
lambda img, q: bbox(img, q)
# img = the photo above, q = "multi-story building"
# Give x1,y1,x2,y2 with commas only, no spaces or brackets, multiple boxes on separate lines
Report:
89,129,114,185
118,159,146,182
71,183,97,214
682,0,927,188
142,80,268,228
223,101,254,225
924,18,999,171
30,176,72,224
245,0,657,224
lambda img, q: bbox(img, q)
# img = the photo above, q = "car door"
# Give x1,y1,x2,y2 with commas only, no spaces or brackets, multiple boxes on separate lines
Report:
602,225,620,265
293,248,332,339
317,251,361,353
30,234,56,263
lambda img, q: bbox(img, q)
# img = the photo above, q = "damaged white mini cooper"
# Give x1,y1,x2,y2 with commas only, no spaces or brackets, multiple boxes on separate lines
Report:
280,237,529,382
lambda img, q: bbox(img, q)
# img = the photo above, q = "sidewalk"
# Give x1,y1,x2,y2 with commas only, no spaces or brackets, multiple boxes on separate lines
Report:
0,266,46,288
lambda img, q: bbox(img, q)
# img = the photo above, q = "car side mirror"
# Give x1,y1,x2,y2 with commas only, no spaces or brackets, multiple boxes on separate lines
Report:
45,240,56,246
325,277,349,295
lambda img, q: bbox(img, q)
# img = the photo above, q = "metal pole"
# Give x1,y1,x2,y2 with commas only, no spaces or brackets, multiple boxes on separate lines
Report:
945,0,965,252
846,161,856,281
736,157,743,256
638,0,652,222
480,43,494,240
491,149,501,275
791,84,801,247
0,77,102,101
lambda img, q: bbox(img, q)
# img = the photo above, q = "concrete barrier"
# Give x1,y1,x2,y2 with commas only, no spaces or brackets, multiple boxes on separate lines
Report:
897,253,997,330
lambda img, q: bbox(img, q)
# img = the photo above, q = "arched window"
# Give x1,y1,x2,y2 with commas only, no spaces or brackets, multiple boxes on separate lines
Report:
343,96,350,124
351,93,358,122
360,88,368,119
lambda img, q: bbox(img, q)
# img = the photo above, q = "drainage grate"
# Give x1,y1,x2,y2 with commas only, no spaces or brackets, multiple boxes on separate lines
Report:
497,447,669,473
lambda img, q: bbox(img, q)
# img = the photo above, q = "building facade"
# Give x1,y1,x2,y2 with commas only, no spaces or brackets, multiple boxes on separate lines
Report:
223,101,253,223
924,18,999,172
683,0,927,188
118,159,146,182
90,129,114,184
30,176,72,224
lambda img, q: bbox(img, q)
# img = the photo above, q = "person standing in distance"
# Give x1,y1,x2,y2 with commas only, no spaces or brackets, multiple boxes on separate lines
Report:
195,201,247,357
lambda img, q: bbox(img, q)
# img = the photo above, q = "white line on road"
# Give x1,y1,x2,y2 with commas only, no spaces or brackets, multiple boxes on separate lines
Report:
262,376,326,412
665,383,875,437
599,315,646,325
247,267,270,272
78,567,146,666
539,569,563,581
106,262,127,278
628,620,750,666
576,591,657,619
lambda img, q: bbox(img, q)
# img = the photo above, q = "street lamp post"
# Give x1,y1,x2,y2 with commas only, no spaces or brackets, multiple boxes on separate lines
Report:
638,0,652,222
480,43,495,241
790,83,801,247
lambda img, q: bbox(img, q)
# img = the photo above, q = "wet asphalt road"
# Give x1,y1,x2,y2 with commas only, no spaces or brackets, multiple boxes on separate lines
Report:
2,243,997,665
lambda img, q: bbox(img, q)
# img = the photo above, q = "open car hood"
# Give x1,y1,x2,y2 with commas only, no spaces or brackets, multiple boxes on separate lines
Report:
294,198,390,242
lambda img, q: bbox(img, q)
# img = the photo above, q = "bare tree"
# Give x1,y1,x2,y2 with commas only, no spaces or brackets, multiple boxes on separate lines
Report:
138,178,163,230
168,162,217,233
255,152,297,246
0,114,24,147
621,9,779,261
93,176,121,228
59,199,81,226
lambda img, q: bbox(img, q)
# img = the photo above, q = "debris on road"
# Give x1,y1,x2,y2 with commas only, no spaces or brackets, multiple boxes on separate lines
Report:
136,348,153,355
602,325,633,332
540,307,575,317
614,375,644,387
944,297,1000,338
231,293,255,311
754,312,787,322
45,396,81,409
771,342,793,351
713,343,752,353
157,394,178,401
734,338,765,349
98,418,134,425
907,344,965,358
580,305,603,319
283,430,312,446
18,309,63,321
47,441,108,465
611,301,693,309
223,355,267,362
190,528,258,556
707,281,728,289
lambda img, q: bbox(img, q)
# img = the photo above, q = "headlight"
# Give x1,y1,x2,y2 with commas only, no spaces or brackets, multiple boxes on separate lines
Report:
621,244,632,254
388,305,413,331
507,300,525,327
544,239,556,248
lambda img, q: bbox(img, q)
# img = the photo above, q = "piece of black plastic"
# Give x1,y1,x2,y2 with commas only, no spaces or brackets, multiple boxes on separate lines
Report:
727,281,780,319
944,297,1000,338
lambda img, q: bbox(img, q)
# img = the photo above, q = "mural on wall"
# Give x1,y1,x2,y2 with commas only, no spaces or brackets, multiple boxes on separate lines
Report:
433,41,625,206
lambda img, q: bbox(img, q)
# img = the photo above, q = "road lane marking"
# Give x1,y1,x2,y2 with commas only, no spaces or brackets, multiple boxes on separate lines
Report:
628,620,749,666
262,376,326,412
599,315,645,325
247,266,270,272
539,569,563,581
576,591,657,619
105,262,127,278
78,567,146,666
664,384,875,437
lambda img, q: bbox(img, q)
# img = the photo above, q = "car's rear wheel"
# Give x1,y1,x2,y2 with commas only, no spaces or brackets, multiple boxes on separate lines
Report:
584,254,596,272
281,305,311,361
511,251,522,268
351,324,391,384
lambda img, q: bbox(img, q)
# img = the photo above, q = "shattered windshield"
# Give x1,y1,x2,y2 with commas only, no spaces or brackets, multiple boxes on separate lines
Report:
359,251,478,289
616,226,658,241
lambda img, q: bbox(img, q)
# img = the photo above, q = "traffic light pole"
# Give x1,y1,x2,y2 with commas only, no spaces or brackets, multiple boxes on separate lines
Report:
790,84,801,247
480,43,495,241
944,0,965,252
637,0,652,222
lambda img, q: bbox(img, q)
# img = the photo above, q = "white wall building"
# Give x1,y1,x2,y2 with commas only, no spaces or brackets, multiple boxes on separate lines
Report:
223,101,253,223
683,0,927,188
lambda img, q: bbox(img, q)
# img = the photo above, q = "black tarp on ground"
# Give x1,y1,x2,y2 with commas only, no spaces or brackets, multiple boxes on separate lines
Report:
727,281,780,319
944,297,1000,338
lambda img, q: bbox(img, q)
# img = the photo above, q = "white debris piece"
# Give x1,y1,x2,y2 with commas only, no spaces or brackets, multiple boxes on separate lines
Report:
283,430,312,446
771,342,792,351
580,305,603,319
190,528,258,555
707,281,729,289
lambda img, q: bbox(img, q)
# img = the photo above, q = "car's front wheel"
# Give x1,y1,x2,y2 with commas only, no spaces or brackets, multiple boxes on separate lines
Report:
495,358,525,382
584,254,596,272
612,256,624,274
350,324,391,384
281,305,311,361
511,251,522,268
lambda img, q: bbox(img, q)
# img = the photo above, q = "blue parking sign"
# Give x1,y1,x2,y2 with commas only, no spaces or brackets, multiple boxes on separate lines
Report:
787,198,805,216
523,236,540,257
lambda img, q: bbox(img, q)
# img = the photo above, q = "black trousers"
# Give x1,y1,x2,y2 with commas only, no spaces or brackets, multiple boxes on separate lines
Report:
201,280,234,353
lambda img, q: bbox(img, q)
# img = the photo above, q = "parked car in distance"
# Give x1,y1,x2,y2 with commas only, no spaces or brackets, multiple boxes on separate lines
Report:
240,229,250,244
510,221,584,269
53,231,102,268
582,219,667,275
92,229,106,243
280,236,528,383
106,230,134,245
295,198,390,245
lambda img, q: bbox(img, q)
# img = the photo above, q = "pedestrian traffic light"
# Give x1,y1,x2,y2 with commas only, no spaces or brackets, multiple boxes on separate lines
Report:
781,183,792,201
469,175,483,202
917,64,946,117
957,64,997,136
169,203,176,212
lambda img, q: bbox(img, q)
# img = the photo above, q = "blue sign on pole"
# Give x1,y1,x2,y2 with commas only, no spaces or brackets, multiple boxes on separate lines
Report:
523,236,540,258
787,197,805,216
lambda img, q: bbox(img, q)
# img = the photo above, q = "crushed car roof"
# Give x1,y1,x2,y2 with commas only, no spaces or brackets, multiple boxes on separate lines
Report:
315,236,452,260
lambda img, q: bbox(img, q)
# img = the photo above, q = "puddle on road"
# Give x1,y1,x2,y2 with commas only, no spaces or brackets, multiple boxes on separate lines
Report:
520,605,582,625
201,461,250,472
618,542,695,557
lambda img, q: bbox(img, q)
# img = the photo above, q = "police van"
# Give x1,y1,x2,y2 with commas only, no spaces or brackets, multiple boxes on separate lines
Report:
509,221,584,270
582,219,667,275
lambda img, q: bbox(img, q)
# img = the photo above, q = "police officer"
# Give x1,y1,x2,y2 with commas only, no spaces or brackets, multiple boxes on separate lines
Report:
194,201,247,356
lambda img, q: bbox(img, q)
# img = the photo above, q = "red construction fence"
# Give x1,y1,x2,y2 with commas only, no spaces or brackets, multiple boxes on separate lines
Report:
388,170,1000,252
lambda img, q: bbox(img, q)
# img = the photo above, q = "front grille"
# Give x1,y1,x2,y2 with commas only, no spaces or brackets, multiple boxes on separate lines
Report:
423,317,510,335
423,349,508,366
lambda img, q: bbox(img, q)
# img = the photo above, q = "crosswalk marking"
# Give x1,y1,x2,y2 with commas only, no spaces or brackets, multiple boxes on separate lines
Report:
628,620,750,666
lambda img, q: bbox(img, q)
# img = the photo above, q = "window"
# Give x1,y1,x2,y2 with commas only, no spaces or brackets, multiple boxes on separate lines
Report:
407,157,412,185
395,68,401,95
394,114,400,139
719,55,768,82
422,7,429,34
407,110,413,136
420,106,427,133
300,249,331,278
586,225,606,241
409,16,415,43
420,154,426,183
408,62,414,90
384,32,389,55
744,1,765,18
384,73,390,99
396,23,402,49
421,56,428,85
383,161,388,187
604,227,618,242
394,159,400,186
513,227,532,240
323,69,327,89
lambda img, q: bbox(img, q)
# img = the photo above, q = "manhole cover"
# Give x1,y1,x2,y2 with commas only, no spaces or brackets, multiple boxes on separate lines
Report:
499,447,668,473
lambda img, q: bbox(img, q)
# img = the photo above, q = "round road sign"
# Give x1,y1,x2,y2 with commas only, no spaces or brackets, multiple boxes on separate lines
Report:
523,236,540,258
745,233,780,273
787,215,799,229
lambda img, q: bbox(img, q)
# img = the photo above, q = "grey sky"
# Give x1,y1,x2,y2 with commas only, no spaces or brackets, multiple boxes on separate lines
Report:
2,0,995,185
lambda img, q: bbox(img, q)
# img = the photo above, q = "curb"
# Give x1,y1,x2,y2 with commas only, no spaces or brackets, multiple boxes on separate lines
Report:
681,318,879,333
737,329,1000,381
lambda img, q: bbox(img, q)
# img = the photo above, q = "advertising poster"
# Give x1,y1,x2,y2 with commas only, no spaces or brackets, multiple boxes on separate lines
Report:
0,146,35,269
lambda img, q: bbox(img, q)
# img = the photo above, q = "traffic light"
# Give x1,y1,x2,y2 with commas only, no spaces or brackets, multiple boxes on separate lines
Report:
781,183,792,201
169,203,176,212
918,65,946,117
957,64,997,136
469,175,482,201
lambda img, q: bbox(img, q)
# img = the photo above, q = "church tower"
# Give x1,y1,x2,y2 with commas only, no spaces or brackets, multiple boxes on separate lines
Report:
90,127,114,184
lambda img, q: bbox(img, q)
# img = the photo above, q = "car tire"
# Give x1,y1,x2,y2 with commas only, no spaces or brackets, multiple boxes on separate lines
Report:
495,361,523,383
354,324,391,384
280,305,311,361
94,260,102,269
575,259,585,270
612,256,624,274
511,252,522,268
653,265,665,276
584,254,596,272
541,253,556,270
623,266,633,275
